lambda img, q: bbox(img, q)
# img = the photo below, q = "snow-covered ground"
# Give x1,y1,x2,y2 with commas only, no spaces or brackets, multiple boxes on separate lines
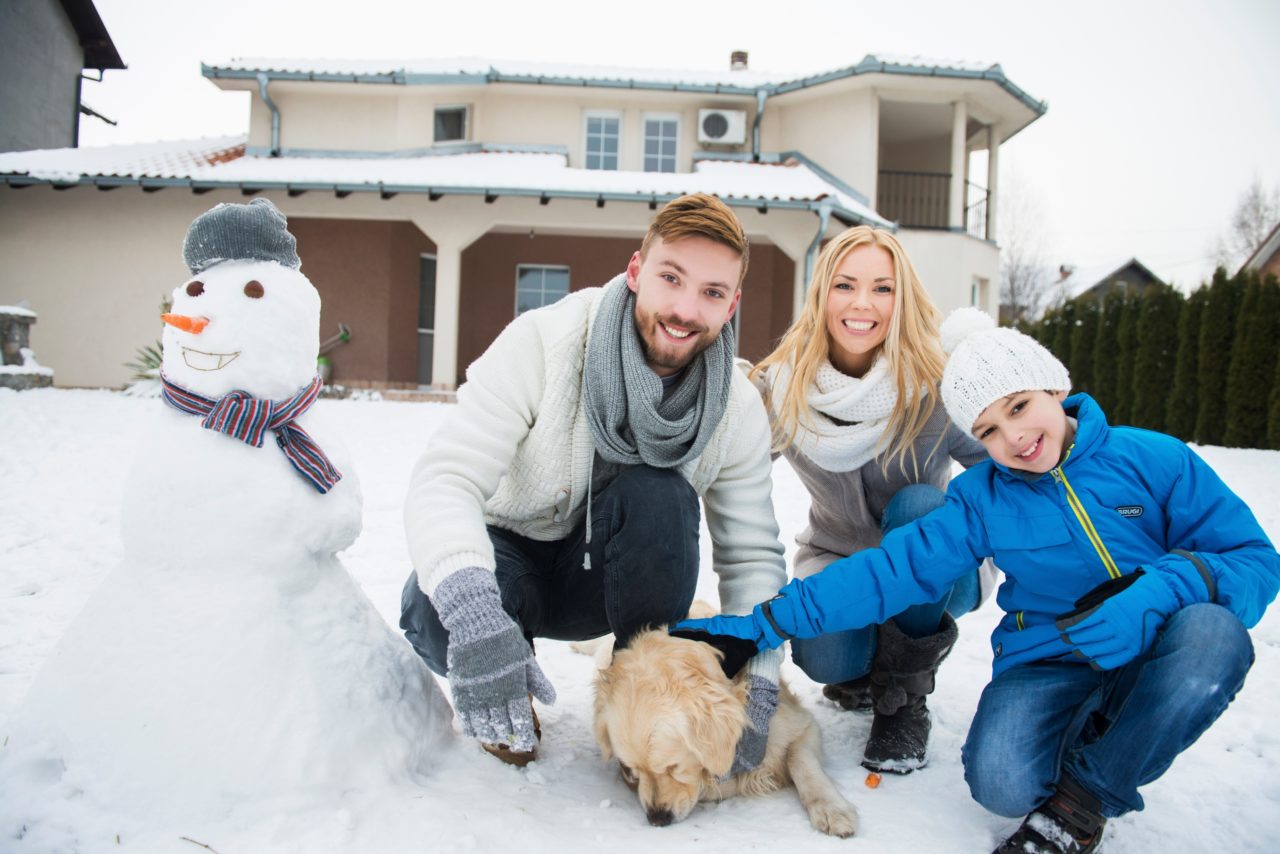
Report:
1,388,1277,853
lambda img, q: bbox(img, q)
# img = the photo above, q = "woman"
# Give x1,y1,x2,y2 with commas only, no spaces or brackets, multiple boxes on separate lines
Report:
751,226,994,774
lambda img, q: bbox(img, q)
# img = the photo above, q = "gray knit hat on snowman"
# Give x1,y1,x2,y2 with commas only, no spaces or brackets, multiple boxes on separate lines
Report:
939,307,1071,433
182,198,301,275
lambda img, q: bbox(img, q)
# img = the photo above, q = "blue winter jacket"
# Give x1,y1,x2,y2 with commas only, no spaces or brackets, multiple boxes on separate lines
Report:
769,393,1280,677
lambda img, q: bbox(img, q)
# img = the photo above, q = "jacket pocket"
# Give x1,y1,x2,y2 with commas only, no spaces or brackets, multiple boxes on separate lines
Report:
984,513,1076,590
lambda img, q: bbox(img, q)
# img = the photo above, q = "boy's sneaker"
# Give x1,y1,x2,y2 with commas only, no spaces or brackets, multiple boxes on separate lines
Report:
995,777,1105,854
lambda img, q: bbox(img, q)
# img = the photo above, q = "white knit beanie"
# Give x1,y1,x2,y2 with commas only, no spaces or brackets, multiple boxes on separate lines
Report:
939,307,1071,433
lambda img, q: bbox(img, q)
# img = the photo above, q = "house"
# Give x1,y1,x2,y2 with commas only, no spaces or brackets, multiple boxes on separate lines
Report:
1240,221,1280,281
0,51,1045,391
1058,258,1166,306
0,0,124,153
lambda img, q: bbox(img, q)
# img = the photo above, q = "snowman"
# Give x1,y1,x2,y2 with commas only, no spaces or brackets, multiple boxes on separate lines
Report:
0,199,452,835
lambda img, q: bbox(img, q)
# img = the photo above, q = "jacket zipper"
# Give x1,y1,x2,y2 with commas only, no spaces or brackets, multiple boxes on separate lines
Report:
1050,459,1121,580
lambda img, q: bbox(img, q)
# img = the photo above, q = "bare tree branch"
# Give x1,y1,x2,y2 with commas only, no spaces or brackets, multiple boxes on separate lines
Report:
1212,178,1280,270
998,169,1056,323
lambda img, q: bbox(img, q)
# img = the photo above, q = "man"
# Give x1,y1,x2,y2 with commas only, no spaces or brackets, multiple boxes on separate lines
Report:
400,193,787,767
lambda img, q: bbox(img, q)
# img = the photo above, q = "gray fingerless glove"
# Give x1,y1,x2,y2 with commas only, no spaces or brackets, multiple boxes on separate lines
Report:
434,567,556,752
730,674,779,775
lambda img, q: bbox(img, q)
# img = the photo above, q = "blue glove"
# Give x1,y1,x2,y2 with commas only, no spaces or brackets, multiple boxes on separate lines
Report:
673,599,790,652
1055,569,1180,671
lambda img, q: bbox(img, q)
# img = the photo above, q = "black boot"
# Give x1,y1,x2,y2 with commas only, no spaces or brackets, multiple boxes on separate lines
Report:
860,612,958,774
822,674,873,711
994,775,1106,854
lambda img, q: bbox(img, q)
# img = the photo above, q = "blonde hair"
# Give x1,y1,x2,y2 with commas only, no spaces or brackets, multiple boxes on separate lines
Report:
751,226,946,477
641,193,749,285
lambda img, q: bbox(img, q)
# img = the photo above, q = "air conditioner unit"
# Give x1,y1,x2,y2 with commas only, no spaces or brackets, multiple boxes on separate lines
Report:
698,109,748,145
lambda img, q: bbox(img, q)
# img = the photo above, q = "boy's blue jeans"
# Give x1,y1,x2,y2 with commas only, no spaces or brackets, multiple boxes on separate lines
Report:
963,603,1254,818
790,484,980,684
399,465,701,676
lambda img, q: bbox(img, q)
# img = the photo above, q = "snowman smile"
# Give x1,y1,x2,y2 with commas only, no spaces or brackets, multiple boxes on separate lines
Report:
181,346,241,372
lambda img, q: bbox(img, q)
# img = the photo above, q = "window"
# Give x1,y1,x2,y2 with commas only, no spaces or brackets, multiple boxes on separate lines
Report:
643,115,679,173
584,112,620,170
434,105,469,144
417,255,436,386
516,265,570,315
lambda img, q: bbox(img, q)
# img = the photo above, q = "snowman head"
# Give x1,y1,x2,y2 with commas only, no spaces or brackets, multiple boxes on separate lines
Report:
162,200,320,400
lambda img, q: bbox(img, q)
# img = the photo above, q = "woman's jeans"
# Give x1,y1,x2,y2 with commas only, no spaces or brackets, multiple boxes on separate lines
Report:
962,603,1253,817
790,483,979,685
399,465,701,676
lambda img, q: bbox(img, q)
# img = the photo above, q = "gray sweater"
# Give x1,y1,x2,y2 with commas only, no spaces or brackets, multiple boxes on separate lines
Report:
780,403,995,596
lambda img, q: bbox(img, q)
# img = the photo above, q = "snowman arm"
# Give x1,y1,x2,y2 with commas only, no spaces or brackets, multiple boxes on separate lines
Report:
404,313,545,598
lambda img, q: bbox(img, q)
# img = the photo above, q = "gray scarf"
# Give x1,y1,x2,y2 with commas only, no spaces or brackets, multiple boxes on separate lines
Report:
583,275,734,468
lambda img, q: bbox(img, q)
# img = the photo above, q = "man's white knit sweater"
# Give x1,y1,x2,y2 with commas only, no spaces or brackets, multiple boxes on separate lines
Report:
404,281,787,677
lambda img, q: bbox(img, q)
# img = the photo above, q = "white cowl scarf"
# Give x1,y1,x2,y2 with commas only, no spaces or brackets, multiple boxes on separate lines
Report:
769,357,898,472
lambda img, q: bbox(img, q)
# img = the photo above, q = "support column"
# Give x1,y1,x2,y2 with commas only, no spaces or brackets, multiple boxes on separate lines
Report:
949,101,968,231
411,214,489,390
986,124,1000,242
431,236,462,388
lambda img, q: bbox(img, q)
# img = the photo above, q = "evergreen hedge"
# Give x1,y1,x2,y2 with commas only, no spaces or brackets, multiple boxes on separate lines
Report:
1025,269,1280,449
1166,287,1206,440
1194,269,1242,445
1131,284,1184,432
1225,272,1280,448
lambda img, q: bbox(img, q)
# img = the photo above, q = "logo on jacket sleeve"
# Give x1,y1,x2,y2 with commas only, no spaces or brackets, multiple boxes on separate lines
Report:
1116,505,1144,518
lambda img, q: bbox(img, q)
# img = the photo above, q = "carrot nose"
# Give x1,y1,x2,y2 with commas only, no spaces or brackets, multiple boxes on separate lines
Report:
162,313,209,334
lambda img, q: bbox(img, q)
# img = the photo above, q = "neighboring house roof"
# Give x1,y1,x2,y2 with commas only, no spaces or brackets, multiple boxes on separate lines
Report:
58,0,125,70
1060,258,1164,301
203,53,1047,126
0,136,891,227
1240,221,1280,274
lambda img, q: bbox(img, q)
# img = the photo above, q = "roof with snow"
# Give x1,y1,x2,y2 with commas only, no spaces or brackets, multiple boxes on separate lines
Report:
203,54,1047,117
1060,258,1165,300
1240,221,1280,275
0,137,890,227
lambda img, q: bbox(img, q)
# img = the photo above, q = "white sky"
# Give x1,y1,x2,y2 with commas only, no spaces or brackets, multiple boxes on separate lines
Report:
76,0,1280,290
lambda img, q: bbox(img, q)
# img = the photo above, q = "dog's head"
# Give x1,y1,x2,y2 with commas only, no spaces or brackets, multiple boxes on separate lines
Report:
592,629,749,827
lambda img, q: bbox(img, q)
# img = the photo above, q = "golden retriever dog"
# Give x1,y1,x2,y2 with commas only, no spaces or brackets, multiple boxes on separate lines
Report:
588,608,859,837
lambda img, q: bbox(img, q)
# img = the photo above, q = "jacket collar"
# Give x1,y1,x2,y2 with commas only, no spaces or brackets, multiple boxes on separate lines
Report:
991,392,1108,483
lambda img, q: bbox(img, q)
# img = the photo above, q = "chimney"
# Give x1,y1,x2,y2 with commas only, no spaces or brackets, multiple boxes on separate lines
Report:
730,50,749,71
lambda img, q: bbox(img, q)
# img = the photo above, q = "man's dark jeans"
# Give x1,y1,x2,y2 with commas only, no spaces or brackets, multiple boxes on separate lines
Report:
400,465,701,676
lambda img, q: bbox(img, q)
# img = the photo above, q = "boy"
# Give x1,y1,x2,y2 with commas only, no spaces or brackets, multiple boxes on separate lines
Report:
676,308,1279,853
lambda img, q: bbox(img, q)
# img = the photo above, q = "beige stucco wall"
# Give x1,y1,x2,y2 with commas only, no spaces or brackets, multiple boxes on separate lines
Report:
251,82,754,172
0,187,203,388
768,87,880,201
896,228,1000,318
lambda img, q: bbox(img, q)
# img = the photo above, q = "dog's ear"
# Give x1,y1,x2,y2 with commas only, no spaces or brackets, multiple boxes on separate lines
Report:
688,682,746,779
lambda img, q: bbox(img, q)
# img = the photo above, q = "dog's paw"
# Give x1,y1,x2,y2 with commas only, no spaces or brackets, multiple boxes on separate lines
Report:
807,799,859,838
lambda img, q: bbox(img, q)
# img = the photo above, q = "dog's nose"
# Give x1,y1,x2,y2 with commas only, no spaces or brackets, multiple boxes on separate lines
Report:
646,808,675,827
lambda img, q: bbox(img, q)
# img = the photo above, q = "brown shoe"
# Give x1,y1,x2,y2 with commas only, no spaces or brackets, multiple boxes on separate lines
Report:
481,704,542,766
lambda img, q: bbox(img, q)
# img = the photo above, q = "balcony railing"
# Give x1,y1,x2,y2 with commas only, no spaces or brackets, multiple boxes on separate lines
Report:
877,170,991,241
878,170,949,230
965,180,989,241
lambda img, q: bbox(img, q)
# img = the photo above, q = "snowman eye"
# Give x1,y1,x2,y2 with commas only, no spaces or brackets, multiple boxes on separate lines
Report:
186,281,205,296
244,281,265,299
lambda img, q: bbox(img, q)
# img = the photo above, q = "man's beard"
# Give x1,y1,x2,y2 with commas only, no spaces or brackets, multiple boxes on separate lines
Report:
634,310,718,374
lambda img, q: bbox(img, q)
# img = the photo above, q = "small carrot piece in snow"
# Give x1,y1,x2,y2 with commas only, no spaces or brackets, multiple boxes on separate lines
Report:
162,313,209,334
865,772,882,789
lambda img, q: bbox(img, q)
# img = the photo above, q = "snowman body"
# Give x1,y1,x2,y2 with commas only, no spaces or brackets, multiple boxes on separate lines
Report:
1,258,451,825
